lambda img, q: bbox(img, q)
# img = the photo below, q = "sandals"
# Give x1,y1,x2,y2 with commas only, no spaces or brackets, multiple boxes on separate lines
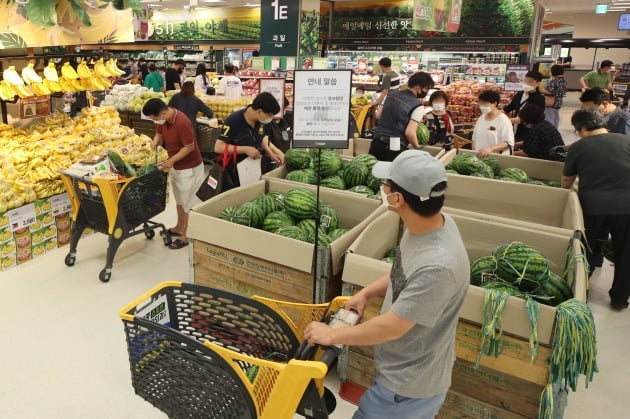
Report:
168,229,181,237
168,239,189,249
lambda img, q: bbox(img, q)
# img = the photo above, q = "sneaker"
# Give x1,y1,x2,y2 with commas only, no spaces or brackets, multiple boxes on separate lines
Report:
610,301,629,311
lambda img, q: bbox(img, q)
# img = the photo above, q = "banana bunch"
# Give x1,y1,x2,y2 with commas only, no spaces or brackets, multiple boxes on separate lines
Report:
94,59,115,78
30,82,52,96
44,112,69,126
61,62,79,80
21,63,42,84
2,66,32,98
44,63,59,82
77,60,93,79
106,59,125,76
3,66,24,85
57,77,81,92
0,81,16,101
43,79,63,93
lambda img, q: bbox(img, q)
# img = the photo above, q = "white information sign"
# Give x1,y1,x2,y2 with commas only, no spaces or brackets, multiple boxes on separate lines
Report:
292,70,352,149
260,78,286,117
51,193,73,216
9,203,36,232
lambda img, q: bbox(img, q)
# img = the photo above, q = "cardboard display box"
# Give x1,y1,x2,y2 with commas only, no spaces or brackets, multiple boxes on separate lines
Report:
188,179,385,302
442,149,565,184
440,174,583,235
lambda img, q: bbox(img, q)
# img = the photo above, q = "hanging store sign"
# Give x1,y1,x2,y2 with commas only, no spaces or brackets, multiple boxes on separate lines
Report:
260,0,300,56
293,70,352,149
412,0,461,33
20,96,51,120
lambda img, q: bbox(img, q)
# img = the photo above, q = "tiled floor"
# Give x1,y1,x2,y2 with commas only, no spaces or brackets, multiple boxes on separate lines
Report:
1,93,627,418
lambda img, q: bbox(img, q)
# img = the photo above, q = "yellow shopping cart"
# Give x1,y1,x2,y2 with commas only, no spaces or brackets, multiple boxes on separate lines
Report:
120,282,350,419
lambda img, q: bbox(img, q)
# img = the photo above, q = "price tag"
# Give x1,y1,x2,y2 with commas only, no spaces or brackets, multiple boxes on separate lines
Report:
8,203,36,232
51,193,73,216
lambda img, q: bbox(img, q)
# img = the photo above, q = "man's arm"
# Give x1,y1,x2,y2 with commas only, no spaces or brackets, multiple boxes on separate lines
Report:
405,119,420,149
373,89,389,106
261,136,284,164
152,133,164,148
579,73,591,90
562,175,576,189
214,139,260,159
164,143,194,169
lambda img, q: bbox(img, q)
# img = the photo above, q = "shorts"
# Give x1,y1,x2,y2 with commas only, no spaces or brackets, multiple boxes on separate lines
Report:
170,163,205,212
352,377,446,419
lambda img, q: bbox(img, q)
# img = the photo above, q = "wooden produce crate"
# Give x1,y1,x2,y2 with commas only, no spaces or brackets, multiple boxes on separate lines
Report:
439,173,583,235
188,179,385,303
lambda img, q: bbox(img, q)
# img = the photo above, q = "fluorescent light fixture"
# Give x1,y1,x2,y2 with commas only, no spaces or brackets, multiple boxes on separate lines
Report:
202,0,227,2
244,2,260,6
149,3,164,7
595,4,608,14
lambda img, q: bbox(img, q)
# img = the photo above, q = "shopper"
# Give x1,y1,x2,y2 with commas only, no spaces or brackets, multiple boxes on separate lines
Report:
138,57,149,82
115,59,133,85
214,92,285,191
168,81,214,135
142,98,205,250
503,70,545,142
165,59,185,91
580,60,614,91
424,90,454,149
352,86,369,107
472,89,515,157
216,64,243,99
563,109,630,310
373,57,401,108
543,65,567,128
579,88,630,135
514,104,564,160
194,63,211,95
262,98,292,174
143,63,165,93
128,58,138,76
369,72,435,162
304,150,469,419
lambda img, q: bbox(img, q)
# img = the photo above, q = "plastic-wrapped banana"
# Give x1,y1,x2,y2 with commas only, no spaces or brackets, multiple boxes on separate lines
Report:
3,66,24,85
44,62,60,82
21,63,42,84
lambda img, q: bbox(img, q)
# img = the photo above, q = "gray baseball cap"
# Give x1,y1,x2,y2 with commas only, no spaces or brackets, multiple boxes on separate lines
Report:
372,150,447,201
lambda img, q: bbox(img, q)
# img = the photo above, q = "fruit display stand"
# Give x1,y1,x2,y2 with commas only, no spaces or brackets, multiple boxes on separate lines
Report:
440,174,583,236
338,211,587,418
187,179,386,304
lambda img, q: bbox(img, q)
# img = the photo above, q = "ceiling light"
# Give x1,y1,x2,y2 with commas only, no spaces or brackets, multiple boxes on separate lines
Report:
202,0,227,2
244,2,260,6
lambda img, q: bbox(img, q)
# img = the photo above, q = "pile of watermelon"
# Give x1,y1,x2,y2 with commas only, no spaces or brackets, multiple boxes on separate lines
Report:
218,188,349,247
446,153,561,187
283,149,382,200
381,247,398,264
470,241,573,307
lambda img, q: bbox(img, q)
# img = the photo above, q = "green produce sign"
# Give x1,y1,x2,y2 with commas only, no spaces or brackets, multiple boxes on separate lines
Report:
260,0,300,56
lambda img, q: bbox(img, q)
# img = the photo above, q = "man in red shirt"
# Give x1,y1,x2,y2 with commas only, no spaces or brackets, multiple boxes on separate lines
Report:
142,98,205,249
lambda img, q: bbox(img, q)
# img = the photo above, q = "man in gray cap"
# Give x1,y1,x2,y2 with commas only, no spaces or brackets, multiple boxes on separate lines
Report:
304,150,469,419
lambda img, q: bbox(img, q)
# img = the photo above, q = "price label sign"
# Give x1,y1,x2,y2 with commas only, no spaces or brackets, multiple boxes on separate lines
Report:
260,78,286,117
9,203,36,232
292,70,352,149
51,193,73,216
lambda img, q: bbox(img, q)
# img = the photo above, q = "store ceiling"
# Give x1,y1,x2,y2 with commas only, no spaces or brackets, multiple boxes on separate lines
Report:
545,0,630,13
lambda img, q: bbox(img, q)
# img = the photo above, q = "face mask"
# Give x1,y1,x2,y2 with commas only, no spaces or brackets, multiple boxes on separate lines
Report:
356,93,364,98
479,106,492,115
153,119,166,125
432,103,446,112
522,84,536,93
417,90,428,99
260,117,273,125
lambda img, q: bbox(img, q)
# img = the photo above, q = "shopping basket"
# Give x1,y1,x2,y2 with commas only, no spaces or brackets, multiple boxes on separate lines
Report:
60,170,171,282
119,282,349,419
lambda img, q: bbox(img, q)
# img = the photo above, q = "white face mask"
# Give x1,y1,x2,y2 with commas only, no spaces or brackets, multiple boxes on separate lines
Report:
479,106,492,115
432,103,446,112
153,119,166,125
356,93,364,98
260,117,273,125
522,83,536,93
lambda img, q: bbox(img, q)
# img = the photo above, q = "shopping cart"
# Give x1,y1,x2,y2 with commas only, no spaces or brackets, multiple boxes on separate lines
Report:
119,282,351,419
59,170,171,282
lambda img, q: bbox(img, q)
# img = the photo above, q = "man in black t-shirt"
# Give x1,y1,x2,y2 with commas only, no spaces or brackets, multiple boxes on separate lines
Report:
165,59,185,91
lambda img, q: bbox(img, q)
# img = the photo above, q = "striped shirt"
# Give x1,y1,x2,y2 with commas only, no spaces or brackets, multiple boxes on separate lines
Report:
381,71,401,91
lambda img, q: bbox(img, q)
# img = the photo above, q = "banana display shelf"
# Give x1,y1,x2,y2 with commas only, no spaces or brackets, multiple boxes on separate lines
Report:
0,193,94,272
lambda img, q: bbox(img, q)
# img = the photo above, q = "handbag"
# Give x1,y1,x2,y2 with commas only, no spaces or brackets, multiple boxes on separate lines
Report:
195,144,239,201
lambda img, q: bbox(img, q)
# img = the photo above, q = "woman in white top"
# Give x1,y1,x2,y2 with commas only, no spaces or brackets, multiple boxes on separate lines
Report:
472,89,515,157
217,63,243,99
194,63,210,94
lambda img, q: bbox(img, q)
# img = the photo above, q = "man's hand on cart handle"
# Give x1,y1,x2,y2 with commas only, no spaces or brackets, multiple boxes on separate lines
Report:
304,322,335,347
344,291,368,317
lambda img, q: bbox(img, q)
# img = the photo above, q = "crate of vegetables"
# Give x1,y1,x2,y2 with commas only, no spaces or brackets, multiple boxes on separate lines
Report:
188,179,385,304
263,147,450,200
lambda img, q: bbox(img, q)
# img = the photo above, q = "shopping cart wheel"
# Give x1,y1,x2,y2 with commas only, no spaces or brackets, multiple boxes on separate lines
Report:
162,235,172,246
144,229,155,239
64,253,76,267
99,268,111,283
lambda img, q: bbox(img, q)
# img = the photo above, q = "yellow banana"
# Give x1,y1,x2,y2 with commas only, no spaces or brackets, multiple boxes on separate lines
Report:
33,82,51,96
0,81,14,100
44,62,59,82
44,79,62,93
3,66,24,85
94,59,111,78
21,63,42,84
70,79,84,91
107,59,125,76
61,62,79,80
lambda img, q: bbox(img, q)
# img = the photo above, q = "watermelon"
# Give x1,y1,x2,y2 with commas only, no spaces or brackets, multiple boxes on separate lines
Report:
482,158,502,176
416,122,430,145
284,189,319,220
336,168,346,178
482,280,527,299
275,226,308,242
328,228,349,242
343,162,370,188
219,207,239,223
285,149,311,170
475,163,495,179
268,192,285,210
382,257,396,264
320,206,340,232
445,169,458,174
254,194,281,217
310,150,342,177
297,219,317,238
262,211,295,232
527,180,547,186
309,148,334,159
366,175,382,193
353,154,378,170
535,272,573,306
470,256,498,286
233,202,265,228
494,242,550,292
384,247,398,258
320,175,346,190
547,180,561,188
286,169,318,184
348,185,374,196
309,231,333,247
451,153,485,175
499,168,529,183
367,194,382,200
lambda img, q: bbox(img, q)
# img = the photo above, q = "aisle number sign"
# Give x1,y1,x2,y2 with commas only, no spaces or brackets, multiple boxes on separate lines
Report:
260,0,300,56
293,70,352,149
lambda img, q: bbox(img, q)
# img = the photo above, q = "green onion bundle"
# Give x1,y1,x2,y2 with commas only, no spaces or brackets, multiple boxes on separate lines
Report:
476,288,510,367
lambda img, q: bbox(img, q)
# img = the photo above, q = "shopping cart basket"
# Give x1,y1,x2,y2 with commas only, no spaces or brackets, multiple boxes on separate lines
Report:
60,170,171,282
119,282,350,419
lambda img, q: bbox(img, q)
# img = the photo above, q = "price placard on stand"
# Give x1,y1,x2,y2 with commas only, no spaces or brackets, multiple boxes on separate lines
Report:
51,193,73,216
505,64,530,91
293,70,352,149
9,203,36,232
20,96,50,119
260,78,286,117
251,57,265,71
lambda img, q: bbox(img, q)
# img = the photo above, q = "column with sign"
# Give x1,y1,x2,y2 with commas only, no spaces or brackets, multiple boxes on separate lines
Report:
260,0,300,56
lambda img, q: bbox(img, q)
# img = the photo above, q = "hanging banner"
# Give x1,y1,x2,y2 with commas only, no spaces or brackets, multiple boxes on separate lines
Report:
260,0,300,56
412,0,461,33
293,70,352,149
300,0,321,58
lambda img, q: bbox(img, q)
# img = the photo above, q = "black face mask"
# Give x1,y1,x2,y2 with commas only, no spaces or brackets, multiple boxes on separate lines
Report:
178,68,184,74
417,90,428,99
